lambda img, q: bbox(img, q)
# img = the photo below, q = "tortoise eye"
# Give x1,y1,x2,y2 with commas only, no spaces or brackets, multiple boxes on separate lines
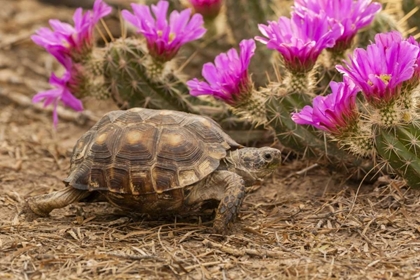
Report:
263,153,273,161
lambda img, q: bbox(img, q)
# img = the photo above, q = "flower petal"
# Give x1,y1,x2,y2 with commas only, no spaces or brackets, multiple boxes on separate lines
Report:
123,0,206,62
187,39,256,105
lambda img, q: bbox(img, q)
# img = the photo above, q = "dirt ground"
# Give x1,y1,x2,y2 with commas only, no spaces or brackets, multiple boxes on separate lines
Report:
1,0,420,279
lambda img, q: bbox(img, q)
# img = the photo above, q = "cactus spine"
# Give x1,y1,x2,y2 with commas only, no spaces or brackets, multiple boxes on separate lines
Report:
375,123,420,188
264,83,373,176
103,38,201,113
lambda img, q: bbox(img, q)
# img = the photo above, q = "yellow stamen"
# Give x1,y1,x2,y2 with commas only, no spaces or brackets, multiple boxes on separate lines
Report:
156,30,175,43
378,74,391,84
168,32,175,43
367,74,391,86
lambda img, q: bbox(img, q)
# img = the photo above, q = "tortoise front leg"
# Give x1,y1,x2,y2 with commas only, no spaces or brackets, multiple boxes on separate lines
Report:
185,171,245,234
23,187,90,220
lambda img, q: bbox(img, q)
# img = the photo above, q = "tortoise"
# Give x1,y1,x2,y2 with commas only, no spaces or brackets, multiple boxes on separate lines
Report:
24,108,281,233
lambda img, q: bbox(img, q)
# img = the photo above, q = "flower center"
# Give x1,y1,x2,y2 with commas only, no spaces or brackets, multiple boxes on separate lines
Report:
377,74,391,85
368,74,391,86
168,32,175,43
157,30,176,43
62,38,71,48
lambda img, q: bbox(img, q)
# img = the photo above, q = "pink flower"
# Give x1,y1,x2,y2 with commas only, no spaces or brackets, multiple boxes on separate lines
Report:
187,39,255,105
336,32,419,107
122,0,206,62
256,12,343,73
31,0,112,63
189,0,222,19
374,31,420,89
33,61,83,127
291,80,359,134
294,0,381,52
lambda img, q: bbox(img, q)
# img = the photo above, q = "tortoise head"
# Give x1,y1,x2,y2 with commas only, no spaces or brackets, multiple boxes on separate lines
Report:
226,147,281,186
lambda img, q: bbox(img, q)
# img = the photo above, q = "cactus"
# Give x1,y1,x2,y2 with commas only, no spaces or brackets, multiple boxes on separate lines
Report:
356,11,404,49
264,83,374,177
33,0,420,188
224,0,276,87
103,38,201,113
402,0,420,34
374,123,420,188
265,84,320,157
102,38,269,144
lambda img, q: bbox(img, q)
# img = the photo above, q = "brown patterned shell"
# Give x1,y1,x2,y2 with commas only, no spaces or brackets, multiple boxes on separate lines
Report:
63,108,240,195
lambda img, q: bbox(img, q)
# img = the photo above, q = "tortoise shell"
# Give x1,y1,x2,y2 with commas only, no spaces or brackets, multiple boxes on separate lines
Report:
64,108,240,195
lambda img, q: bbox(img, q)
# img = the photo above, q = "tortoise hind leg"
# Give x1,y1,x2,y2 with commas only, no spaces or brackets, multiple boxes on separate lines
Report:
185,171,245,234
23,187,90,220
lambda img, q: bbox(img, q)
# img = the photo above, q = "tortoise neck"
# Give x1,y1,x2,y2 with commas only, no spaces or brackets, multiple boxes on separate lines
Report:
220,150,239,170
220,149,259,186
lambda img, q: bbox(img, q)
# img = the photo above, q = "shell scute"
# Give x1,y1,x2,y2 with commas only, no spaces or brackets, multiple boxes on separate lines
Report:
106,166,131,193
157,128,204,166
89,125,121,163
151,164,179,193
147,110,188,126
129,169,153,195
115,125,157,164
65,108,239,195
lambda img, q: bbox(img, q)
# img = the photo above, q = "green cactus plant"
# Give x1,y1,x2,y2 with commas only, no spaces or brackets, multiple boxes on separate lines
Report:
32,0,420,188
101,38,269,144
264,83,375,178
374,123,420,188
103,38,202,113
402,0,420,35
224,0,276,87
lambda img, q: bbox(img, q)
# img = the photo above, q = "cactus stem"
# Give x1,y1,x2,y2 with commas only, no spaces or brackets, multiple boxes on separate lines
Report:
400,86,420,122
337,122,375,157
232,90,267,126
283,70,315,96
145,57,173,81
326,49,347,69
379,102,400,126
374,122,420,189
370,96,417,127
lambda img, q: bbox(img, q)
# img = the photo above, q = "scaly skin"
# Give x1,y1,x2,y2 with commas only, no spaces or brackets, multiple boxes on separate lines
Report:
212,172,246,234
186,147,281,233
23,187,90,221
184,171,246,234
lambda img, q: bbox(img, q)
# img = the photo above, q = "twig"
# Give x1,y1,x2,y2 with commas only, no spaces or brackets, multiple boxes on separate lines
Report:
157,226,189,274
203,239,286,258
356,230,379,250
0,88,99,126
0,31,33,49
184,261,222,271
105,252,163,261
295,163,319,175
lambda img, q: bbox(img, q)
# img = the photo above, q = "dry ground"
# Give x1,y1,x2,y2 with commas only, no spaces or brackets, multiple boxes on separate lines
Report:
1,1,420,279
